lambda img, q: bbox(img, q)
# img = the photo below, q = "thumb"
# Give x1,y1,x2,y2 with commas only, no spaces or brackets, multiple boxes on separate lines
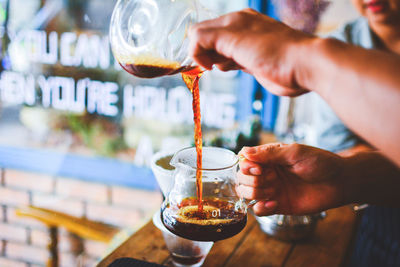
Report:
240,143,289,165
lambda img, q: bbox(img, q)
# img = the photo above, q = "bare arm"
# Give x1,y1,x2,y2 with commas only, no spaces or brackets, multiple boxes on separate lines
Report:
298,38,400,167
189,9,400,166
341,150,400,207
339,144,400,208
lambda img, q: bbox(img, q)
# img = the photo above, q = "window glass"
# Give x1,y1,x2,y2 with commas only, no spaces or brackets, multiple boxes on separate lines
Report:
0,1,251,265
0,0,248,166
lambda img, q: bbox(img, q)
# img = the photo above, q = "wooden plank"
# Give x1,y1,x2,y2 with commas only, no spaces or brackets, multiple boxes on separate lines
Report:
97,222,170,267
99,215,258,267
163,215,258,267
98,206,357,267
201,215,257,267
284,206,357,267
16,206,119,243
223,220,293,267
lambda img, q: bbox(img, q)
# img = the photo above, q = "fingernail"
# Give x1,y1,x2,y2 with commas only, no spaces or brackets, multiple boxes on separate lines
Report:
243,147,256,154
250,168,261,175
264,201,278,210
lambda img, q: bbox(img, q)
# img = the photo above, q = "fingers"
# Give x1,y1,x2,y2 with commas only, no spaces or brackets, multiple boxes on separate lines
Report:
253,201,278,216
236,184,275,200
238,157,278,186
188,27,222,70
240,143,289,164
239,158,263,176
238,172,266,187
254,76,309,97
241,8,259,15
188,23,215,70
237,170,277,187
215,61,243,72
188,11,247,70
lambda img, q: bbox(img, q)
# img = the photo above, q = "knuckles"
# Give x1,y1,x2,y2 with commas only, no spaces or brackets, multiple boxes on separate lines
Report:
238,184,272,200
238,172,263,187
189,25,204,39
252,176,266,187
216,61,236,72
258,142,284,155
222,9,256,26
250,188,272,200
287,143,305,162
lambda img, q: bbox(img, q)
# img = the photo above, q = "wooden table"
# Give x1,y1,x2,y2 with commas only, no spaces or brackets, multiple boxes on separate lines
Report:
98,206,358,267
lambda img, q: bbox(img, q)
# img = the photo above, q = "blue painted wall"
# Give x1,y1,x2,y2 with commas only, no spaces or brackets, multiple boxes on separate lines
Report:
0,145,158,191
237,0,280,131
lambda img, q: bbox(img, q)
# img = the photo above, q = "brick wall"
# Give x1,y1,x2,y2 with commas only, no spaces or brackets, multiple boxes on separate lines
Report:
0,168,162,267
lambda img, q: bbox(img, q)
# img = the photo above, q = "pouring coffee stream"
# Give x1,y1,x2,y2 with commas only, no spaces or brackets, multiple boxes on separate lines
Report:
113,56,261,242
110,0,256,242
110,0,209,211
117,56,206,212
115,55,207,214
181,67,204,212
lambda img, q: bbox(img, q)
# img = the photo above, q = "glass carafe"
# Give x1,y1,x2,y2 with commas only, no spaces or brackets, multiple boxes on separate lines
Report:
109,0,211,78
161,147,255,242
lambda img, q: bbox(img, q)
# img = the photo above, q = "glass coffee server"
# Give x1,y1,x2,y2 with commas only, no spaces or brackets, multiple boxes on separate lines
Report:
161,147,257,242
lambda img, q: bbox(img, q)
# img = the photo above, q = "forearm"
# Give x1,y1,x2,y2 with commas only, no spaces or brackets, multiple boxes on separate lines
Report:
296,38,400,166
341,151,400,206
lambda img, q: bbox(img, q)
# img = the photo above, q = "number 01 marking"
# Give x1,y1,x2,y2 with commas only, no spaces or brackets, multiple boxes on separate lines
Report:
212,209,221,218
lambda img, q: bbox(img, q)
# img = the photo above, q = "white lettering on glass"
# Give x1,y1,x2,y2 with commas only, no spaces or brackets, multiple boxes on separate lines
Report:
87,80,119,117
51,76,75,111
38,75,52,108
60,32,77,66
0,71,36,105
41,31,58,65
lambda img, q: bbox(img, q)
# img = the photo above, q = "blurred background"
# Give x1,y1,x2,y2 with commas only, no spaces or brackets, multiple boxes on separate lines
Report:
0,0,359,266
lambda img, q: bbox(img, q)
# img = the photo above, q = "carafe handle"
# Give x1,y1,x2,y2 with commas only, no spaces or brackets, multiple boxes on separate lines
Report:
247,199,259,208
238,155,262,209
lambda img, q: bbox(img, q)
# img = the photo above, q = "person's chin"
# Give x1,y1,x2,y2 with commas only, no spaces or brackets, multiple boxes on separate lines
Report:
366,12,396,24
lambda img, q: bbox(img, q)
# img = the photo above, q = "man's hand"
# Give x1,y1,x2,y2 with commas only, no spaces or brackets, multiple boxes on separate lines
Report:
237,143,347,216
189,8,312,97
189,9,400,167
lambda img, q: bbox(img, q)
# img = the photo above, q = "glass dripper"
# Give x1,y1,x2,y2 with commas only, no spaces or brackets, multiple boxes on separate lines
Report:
109,0,212,78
